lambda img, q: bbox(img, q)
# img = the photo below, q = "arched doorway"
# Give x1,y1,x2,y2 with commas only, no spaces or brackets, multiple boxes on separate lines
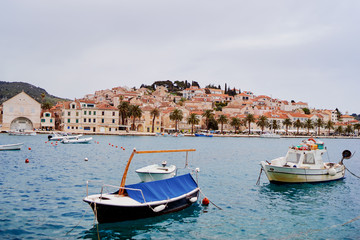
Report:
10,117,33,131
137,124,144,132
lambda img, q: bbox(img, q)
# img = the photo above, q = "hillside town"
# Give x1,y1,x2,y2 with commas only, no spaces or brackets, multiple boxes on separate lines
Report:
0,84,359,136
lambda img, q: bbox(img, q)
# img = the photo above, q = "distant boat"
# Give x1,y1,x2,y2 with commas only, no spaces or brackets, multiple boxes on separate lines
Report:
260,138,350,183
0,143,23,151
61,137,93,144
260,132,280,138
8,130,36,136
84,148,199,223
195,133,213,137
48,132,83,141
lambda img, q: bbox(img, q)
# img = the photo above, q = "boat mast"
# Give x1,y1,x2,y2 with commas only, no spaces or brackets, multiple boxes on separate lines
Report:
118,148,196,195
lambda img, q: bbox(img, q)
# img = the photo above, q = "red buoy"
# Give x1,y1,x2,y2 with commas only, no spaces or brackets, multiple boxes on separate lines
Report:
25,159,29,163
202,198,210,206
28,147,31,150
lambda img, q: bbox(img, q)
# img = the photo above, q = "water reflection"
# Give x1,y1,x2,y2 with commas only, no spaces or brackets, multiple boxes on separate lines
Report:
81,204,202,239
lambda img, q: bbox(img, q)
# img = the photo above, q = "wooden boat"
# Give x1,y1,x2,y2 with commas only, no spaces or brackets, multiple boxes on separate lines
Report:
0,143,23,151
260,138,351,183
194,132,213,137
136,161,177,182
84,149,199,223
61,137,92,144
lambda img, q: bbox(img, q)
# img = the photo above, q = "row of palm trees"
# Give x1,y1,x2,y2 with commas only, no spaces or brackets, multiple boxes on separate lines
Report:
117,102,360,136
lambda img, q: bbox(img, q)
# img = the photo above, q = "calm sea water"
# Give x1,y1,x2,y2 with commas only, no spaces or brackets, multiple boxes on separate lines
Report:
0,134,359,239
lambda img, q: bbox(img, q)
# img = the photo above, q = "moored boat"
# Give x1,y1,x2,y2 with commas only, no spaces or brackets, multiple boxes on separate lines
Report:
8,130,36,136
260,132,280,138
194,132,213,137
0,143,23,151
260,138,351,183
48,132,83,141
61,137,92,144
136,161,177,182
84,148,200,223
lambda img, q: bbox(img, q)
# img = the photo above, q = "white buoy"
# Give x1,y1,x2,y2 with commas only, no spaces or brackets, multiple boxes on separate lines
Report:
189,197,198,203
84,157,88,161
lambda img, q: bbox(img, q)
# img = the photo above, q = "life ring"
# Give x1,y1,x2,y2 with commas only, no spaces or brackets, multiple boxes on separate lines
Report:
308,138,316,143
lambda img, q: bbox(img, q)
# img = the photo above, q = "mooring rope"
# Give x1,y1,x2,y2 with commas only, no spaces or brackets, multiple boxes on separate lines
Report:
199,188,223,210
65,209,88,235
345,165,360,179
256,168,263,185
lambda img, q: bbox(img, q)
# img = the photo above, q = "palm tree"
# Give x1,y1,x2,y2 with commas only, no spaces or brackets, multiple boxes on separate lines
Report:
256,115,268,134
169,108,183,132
283,118,292,135
230,117,241,134
304,119,313,135
128,105,142,131
271,120,279,133
325,120,335,136
118,101,130,125
335,126,343,136
354,123,360,136
150,108,160,133
244,114,255,135
217,115,228,134
187,113,200,134
345,125,353,136
41,92,46,103
202,110,214,130
293,119,303,135
314,118,324,136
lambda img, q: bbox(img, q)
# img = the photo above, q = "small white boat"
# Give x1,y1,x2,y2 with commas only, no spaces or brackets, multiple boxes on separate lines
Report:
9,130,36,136
61,137,93,144
260,132,280,138
48,132,83,141
260,138,350,183
0,143,23,151
136,161,177,182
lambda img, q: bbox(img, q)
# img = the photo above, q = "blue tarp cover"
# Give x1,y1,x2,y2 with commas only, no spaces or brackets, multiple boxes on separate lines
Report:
125,173,198,203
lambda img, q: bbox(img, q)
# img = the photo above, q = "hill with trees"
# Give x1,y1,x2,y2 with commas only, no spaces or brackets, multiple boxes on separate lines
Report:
0,81,67,107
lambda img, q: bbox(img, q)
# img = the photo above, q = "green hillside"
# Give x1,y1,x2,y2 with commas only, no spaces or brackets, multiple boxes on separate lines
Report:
0,81,67,106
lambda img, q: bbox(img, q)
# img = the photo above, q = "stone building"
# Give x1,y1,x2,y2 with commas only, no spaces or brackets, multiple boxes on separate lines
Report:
1,91,41,131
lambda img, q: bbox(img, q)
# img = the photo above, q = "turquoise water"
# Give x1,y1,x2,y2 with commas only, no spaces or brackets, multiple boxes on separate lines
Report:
1,134,359,239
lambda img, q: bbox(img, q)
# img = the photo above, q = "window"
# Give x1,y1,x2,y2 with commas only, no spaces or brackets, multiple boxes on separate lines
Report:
287,153,301,163
304,154,315,164
84,118,87,123
89,111,91,115
93,111,96,115
71,104,76,109
102,111,105,116
84,111,87,115
41,119,45,122
68,119,70,123
76,119,79,123
112,119,115,124
84,127,91,130
76,112,79,116
112,112,115,116
45,113,51,117
93,119,96,123
88,118,91,123
102,119,104,123
68,112,71,116
50,119,53,123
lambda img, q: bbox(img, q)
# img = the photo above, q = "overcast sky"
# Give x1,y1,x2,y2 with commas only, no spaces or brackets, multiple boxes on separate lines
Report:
1,0,359,114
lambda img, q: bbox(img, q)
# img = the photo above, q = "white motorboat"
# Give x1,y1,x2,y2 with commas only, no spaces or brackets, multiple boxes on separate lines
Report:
136,161,177,182
61,137,93,144
0,143,23,151
48,132,83,141
9,130,36,136
260,132,280,138
260,138,351,183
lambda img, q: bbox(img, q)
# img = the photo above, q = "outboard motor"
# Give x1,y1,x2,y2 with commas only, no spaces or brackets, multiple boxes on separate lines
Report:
48,135,52,141
340,150,352,164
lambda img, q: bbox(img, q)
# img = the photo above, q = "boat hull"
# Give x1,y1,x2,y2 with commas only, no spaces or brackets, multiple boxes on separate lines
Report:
260,162,345,183
0,143,23,151
84,189,199,223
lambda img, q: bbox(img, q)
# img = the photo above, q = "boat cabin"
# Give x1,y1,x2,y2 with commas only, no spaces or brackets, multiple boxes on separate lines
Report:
283,149,326,169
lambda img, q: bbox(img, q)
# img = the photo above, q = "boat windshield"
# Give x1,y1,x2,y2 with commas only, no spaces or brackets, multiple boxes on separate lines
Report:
303,153,315,164
287,152,301,163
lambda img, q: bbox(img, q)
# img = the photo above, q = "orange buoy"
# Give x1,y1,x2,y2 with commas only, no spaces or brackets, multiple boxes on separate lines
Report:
123,148,125,151
97,142,99,144
116,146,118,148
202,198,210,206
25,159,29,163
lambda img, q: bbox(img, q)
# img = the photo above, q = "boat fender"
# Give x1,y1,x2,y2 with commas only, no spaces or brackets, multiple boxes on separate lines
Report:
293,165,297,168
152,204,166,212
328,168,336,176
189,197,198,203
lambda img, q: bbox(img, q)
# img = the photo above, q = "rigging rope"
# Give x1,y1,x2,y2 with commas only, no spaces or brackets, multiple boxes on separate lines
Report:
199,188,223,210
256,168,263,185
345,166,360,179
